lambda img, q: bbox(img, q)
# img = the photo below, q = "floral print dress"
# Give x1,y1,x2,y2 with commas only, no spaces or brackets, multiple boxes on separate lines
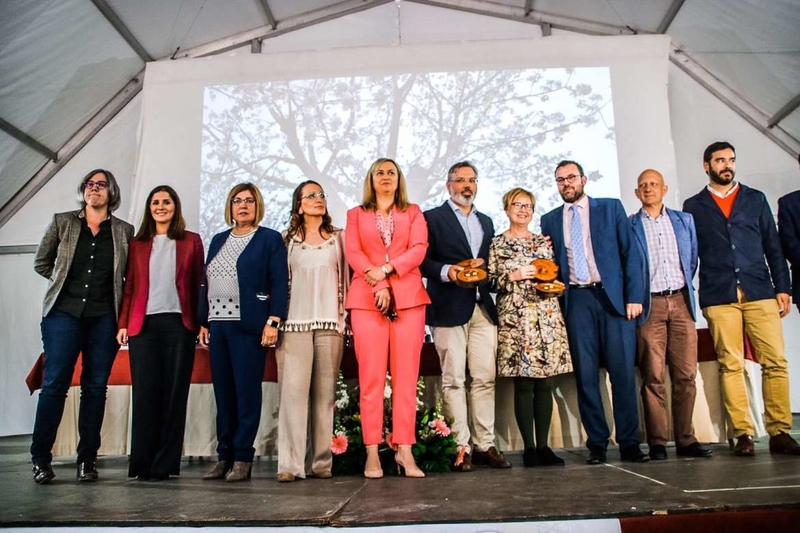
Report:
488,233,573,378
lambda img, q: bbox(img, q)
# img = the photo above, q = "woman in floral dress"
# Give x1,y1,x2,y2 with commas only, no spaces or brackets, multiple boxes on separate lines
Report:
488,187,573,467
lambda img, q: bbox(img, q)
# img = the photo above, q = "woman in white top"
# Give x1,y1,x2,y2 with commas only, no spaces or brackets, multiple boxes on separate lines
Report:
276,180,348,482
116,185,204,480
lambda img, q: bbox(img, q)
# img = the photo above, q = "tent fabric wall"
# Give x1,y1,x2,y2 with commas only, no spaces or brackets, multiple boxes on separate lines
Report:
1,3,798,438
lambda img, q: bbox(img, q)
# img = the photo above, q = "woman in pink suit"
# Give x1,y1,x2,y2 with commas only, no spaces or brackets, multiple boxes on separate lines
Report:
345,158,431,479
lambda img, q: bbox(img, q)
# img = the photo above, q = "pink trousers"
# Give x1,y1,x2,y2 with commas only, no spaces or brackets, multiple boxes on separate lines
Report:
349,305,425,445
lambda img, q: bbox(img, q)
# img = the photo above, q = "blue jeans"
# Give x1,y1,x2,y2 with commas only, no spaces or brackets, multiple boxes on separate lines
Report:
31,309,119,464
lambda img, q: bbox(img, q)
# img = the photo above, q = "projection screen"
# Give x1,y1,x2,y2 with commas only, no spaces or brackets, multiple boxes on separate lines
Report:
132,35,675,243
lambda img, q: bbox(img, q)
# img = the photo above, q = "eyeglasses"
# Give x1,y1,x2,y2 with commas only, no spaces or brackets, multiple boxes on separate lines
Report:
448,178,478,185
510,202,533,211
83,180,109,190
555,174,581,185
231,197,256,205
302,192,327,200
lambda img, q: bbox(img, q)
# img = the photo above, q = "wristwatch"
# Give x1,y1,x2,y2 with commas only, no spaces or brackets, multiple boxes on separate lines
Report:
266,318,281,328
381,265,390,276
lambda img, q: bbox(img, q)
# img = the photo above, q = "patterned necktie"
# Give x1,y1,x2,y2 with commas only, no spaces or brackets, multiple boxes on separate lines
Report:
570,205,590,282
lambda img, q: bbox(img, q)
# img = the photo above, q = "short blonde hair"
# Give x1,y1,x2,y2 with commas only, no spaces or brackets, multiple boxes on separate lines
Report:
361,158,410,212
502,187,535,212
224,182,265,227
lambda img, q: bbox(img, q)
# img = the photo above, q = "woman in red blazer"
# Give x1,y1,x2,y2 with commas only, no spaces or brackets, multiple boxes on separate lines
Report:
345,158,430,479
116,185,204,480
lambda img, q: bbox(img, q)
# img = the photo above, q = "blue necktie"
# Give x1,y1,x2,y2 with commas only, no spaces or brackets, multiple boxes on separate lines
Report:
571,205,590,282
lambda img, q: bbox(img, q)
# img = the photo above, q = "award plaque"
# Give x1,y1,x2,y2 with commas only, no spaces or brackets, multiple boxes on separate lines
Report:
531,258,565,296
455,258,487,288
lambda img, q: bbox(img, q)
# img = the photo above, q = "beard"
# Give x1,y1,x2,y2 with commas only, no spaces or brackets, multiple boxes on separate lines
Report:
559,187,584,204
708,168,735,186
450,191,475,207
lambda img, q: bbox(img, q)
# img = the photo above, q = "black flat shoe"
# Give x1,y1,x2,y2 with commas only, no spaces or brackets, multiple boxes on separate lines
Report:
77,459,99,482
33,462,55,484
676,442,713,458
587,446,606,465
649,444,668,460
537,446,565,466
620,444,650,463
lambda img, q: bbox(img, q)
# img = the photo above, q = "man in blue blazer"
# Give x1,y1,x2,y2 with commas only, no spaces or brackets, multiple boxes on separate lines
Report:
630,169,712,460
684,141,799,457
422,161,510,471
540,160,647,464
778,154,800,312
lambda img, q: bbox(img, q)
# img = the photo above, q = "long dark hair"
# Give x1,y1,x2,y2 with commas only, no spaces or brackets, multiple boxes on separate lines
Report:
285,180,335,243
135,185,187,241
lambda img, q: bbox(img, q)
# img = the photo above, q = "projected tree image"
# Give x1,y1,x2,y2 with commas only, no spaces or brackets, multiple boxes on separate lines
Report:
201,67,616,240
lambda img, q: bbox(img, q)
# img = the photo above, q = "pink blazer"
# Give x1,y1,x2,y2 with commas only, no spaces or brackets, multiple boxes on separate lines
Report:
344,204,431,311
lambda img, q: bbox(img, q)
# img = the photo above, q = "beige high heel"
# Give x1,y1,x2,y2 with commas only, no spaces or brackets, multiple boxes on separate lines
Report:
395,445,425,478
364,445,384,479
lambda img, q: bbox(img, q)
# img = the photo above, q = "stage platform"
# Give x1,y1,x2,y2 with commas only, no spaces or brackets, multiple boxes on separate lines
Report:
1,433,800,532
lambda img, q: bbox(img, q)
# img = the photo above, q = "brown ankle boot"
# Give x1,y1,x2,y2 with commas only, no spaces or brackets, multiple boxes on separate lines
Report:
225,461,252,482
202,461,231,480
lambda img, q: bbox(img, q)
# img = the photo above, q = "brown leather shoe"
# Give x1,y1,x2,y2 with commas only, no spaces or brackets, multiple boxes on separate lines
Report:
276,472,296,482
472,446,512,468
733,435,755,456
769,432,800,455
452,448,473,472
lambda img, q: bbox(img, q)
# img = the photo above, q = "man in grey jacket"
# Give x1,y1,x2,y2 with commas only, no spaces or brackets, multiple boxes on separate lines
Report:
31,169,133,484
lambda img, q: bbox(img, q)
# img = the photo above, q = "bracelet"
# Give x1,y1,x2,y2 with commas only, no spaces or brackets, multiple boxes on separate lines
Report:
381,265,390,276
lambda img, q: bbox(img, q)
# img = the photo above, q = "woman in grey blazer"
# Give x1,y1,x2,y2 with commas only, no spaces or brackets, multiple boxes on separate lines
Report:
30,169,133,484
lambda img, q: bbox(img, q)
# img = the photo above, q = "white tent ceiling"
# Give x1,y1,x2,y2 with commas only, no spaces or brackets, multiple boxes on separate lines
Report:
1,0,799,226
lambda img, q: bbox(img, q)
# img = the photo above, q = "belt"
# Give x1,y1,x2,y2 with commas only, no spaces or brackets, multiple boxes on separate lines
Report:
569,282,603,290
651,287,686,297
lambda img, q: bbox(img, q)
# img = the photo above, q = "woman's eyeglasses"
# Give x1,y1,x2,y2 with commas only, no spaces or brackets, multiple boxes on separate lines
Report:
302,192,327,200
231,197,256,205
510,202,533,211
83,181,109,190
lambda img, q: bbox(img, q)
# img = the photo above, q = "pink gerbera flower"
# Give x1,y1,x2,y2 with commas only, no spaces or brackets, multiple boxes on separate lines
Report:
331,433,348,455
430,418,451,437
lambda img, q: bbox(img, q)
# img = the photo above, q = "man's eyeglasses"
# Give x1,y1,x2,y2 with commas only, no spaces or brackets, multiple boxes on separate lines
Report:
83,181,109,190
302,192,327,200
555,174,581,185
448,178,478,185
231,197,256,205
510,202,533,211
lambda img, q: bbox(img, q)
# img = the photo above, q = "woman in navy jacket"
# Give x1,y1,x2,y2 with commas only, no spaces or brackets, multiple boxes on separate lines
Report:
198,183,288,482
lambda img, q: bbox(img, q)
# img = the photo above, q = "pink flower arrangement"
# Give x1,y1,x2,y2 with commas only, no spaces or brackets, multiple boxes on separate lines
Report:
331,432,348,455
430,418,451,437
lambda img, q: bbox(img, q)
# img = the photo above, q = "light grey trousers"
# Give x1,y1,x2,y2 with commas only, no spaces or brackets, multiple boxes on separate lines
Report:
276,329,344,477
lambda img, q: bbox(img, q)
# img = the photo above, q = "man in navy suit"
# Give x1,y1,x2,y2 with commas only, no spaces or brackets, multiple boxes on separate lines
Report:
422,161,510,471
630,169,712,461
540,160,647,464
684,141,799,457
778,153,800,312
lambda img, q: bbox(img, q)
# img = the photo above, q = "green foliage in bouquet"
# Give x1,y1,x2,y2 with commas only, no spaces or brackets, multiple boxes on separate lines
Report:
331,374,457,475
